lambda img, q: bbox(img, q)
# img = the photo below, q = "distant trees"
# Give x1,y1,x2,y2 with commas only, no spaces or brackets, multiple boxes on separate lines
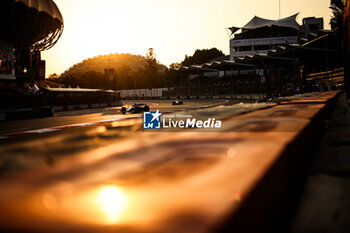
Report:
81,71,106,88
47,48,225,90
145,48,159,88
116,64,132,89
48,71,106,88
48,52,168,90
166,48,226,87
169,62,181,69
330,0,344,30
48,73,59,79
180,48,225,66
329,0,344,67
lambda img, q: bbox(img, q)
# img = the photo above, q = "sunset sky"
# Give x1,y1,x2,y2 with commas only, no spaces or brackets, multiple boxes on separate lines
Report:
42,0,332,77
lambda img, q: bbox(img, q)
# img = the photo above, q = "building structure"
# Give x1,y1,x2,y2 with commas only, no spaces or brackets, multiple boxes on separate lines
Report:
0,0,63,87
301,17,324,38
228,14,300,60
228,14,325,60
172,13,343,98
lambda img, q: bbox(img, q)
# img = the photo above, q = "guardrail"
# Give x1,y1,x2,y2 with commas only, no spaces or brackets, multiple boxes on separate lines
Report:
306,67,344,81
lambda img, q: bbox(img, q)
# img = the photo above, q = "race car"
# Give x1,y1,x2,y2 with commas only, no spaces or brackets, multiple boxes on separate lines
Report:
172,98,183,105
121,103,150,114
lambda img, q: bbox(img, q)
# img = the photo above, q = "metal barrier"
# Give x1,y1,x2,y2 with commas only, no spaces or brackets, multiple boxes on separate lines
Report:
306,67,344,81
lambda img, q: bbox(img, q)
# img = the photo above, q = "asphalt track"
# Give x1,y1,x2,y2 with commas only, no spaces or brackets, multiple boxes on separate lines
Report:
0,99,228,138
0,91,341,233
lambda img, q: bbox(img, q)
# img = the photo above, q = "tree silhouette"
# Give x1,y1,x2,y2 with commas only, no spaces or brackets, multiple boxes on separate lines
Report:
181,48,225,66
50,53,168,90
145,48,159,88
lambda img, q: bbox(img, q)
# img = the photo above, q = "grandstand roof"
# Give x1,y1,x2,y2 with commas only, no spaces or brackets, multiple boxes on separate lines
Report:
229,13,300,34
14,0,63,24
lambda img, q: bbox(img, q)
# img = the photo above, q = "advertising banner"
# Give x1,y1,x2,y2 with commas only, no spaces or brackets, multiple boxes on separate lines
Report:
0,45,15,80
230,36,298,47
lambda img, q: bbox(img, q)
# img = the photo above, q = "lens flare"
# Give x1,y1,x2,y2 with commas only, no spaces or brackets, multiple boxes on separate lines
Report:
96,186,128,223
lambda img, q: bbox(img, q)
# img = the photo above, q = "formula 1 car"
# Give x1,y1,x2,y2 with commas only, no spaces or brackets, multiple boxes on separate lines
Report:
172,98,183,105
121,103,150,114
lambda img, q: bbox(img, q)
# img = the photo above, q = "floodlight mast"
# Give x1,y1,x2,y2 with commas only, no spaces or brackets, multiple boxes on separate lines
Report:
278,0,281,36
279,0,281,20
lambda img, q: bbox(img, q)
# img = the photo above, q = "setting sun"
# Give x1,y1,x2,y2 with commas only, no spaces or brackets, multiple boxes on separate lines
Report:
96,186,129,223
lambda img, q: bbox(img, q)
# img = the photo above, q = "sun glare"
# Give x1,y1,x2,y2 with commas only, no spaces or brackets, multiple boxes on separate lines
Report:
96,186,129,223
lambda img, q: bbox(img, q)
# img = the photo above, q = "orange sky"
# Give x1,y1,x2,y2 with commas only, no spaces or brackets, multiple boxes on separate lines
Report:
42,0,333,77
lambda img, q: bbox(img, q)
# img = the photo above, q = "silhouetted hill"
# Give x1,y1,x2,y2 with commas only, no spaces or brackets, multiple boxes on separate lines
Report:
50,53,168,90
62,53,159,76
